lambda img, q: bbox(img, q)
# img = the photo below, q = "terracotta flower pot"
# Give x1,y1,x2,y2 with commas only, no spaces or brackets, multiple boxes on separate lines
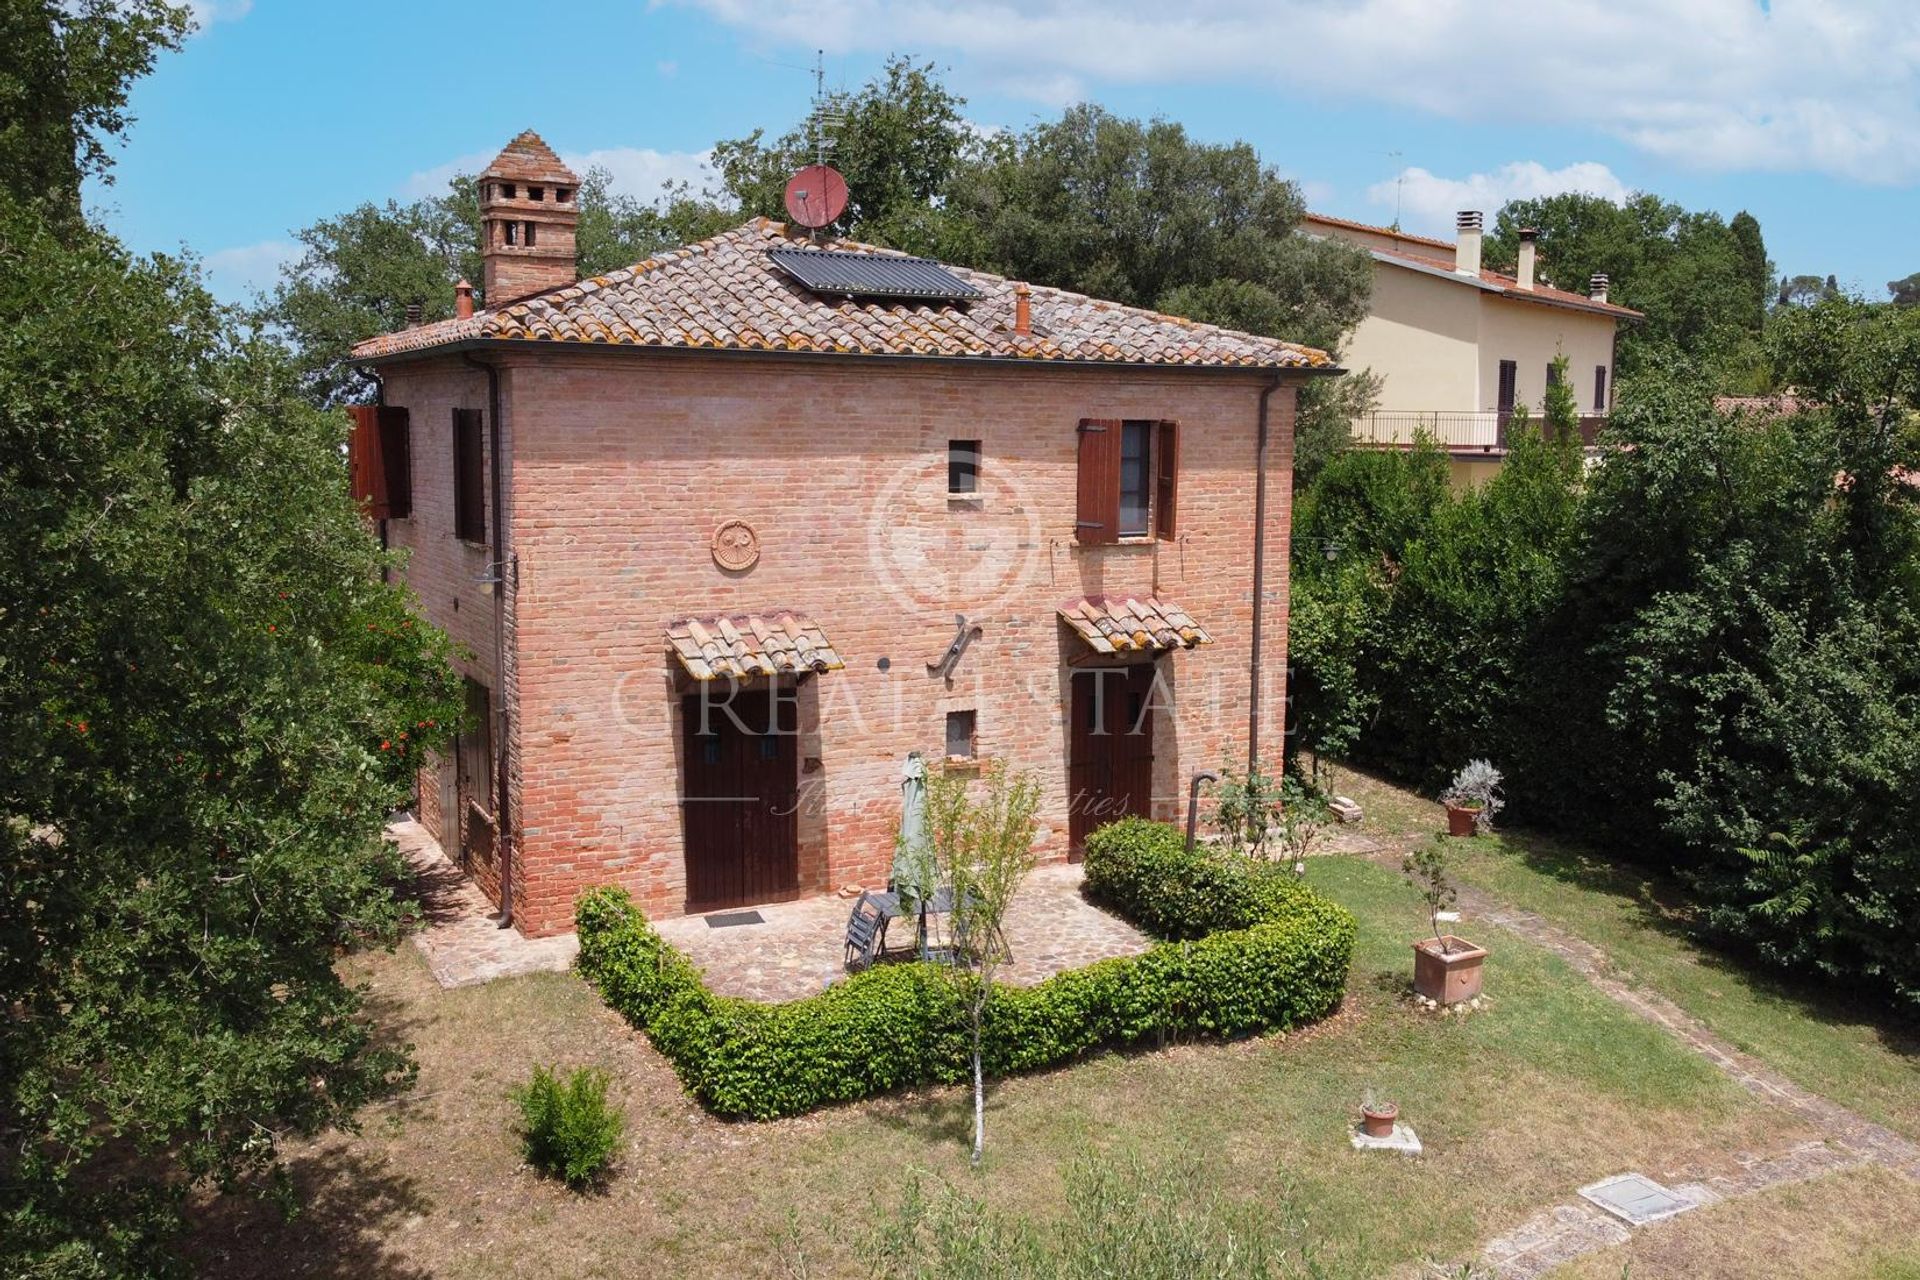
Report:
1360,1102,1399,1138
1413,935,1488,1005
1445,802,1482,837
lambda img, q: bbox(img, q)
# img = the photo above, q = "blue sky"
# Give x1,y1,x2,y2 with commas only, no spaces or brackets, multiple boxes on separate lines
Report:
93,1,1920,304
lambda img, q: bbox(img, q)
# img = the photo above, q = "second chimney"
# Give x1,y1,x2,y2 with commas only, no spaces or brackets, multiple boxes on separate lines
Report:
1013,282,1032,335
1516,228,1538,291
454,278,475,320
479,130,580,305
1589,273,1610,304
1455,211,1483,277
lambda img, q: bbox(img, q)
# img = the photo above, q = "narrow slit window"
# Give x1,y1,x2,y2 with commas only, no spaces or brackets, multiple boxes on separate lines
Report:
945,710,977,760
1594,365,1608,412
948,439,980,494
523,221,536,247
502,221,518,246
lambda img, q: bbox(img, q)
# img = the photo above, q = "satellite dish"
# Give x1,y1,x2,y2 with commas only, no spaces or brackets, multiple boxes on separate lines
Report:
784,164,849,229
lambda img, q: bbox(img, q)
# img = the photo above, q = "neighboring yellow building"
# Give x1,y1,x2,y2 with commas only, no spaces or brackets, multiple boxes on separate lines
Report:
1305,211,1642,485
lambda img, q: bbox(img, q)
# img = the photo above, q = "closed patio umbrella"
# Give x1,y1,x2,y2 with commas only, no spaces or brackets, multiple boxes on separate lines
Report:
892,751,936,912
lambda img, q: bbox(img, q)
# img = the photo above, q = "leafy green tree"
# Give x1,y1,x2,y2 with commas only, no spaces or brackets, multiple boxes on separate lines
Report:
1775,272,1840,310
1484,193,1759,378
1728,210,1770,332
0,0,190,225
0,196,464,1275
1888,272,1920,308
712,55,980,255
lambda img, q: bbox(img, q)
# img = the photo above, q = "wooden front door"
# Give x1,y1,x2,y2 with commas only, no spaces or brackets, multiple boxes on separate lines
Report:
681,685,800,911
1068,663,1158,855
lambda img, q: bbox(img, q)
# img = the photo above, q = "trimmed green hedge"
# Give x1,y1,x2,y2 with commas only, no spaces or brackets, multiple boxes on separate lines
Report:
1082,815,1309,938
575,822,1355,1120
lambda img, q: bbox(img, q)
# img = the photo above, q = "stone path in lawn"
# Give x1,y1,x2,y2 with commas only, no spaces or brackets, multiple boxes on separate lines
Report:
1358,848,1920,1278
393,818,578,989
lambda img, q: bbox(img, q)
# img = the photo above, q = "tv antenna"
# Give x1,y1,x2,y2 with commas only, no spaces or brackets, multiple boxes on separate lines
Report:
784,49,851,240
1387,150,1405,230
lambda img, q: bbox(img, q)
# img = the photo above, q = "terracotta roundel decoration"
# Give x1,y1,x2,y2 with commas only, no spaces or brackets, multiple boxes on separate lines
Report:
710,518,761,571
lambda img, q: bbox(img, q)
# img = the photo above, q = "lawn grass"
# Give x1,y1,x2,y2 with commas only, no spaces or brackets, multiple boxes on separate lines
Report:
1546,1165,1920,1280
1329,765,1920,1140
183,855,1808,1280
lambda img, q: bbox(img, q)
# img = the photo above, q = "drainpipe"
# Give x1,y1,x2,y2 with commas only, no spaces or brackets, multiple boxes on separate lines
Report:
1248,375,1286,772
462,352,515,930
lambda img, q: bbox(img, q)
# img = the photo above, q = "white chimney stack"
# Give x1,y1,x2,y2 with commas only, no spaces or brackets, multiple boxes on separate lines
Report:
1516,228,1538,291
1455,210,1483,277
1590,273,1610,304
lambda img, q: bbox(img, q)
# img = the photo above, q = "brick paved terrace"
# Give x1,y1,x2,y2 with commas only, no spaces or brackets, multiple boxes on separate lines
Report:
652,862,1153,1003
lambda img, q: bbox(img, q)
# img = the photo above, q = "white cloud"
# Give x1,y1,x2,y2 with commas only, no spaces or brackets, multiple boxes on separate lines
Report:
682,0,1920,183
1367,161,1630,236
403,147,715,203
185,0,252,32
203,239,298,300
565,147,717,201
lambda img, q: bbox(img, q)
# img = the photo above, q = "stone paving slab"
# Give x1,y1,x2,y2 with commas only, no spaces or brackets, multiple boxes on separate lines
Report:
653,861,1152,1003
393,819,578,989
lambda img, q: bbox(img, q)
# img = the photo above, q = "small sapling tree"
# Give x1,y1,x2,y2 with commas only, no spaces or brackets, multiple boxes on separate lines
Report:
1403,840,1460,954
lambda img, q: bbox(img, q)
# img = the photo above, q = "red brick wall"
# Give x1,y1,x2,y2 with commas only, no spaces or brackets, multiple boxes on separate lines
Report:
429,351,1301,936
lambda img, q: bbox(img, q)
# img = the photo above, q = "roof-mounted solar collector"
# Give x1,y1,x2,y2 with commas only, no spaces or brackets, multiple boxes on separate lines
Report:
767,247,984,303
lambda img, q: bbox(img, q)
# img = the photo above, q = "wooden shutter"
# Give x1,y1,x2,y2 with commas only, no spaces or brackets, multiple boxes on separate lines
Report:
1075,418,1121,544
1154,420,1179,541
346,404,389,519
453,408,486,543
378,405,412,519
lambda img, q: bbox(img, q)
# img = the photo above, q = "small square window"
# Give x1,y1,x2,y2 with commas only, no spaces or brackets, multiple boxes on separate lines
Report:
948,440,980,494
502,183,516,199
556,187,572,202
945,710,977,760
529,186,545,201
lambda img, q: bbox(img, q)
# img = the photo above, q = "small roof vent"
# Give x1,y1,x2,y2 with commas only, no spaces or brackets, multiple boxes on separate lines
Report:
768,247,984,303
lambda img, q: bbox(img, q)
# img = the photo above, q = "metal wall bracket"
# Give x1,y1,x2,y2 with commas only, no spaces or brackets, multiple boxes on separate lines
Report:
927,614,982,679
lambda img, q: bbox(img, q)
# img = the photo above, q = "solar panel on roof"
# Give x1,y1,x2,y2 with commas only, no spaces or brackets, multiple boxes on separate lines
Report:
767,247,984,303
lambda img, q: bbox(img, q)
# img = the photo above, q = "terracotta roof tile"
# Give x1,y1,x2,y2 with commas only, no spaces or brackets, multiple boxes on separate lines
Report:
352,218,1334,370
667,610,845,682
1060,595,1213,655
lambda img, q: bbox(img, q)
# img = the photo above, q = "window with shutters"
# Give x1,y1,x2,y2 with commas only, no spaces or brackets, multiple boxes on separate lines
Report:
453,408,486,543
346,405,412,520
1076,418,1178,544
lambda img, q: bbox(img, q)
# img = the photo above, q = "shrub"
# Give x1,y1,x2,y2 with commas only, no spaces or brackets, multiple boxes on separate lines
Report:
1080,816,1318,939
512,1064,624,1188
574,829,1356,1120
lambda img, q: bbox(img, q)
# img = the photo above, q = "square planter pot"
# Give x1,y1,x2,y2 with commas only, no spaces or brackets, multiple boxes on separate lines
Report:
1413,935,1487,1005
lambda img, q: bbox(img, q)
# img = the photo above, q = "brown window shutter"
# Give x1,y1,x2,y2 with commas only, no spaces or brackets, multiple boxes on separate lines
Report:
453,408,486,543
377,405,412,520
1155,419,1179,540
1075,418,1121,543
346,404,390,519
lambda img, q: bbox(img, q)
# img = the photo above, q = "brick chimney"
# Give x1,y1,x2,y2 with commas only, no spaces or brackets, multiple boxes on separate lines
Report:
1013,282,1032,335
1589,273,1610,304
1516,228,1538,291
1455,210,1483,277
479,131,579,305
454,278,475,320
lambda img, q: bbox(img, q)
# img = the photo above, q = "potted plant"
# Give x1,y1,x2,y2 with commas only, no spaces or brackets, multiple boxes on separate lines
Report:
1360,1088,1399,1138
1403,840,1488,1005
1441,759,1504,837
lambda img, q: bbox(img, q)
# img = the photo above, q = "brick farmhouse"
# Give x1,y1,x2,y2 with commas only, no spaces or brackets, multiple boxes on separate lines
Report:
349,132,1340,937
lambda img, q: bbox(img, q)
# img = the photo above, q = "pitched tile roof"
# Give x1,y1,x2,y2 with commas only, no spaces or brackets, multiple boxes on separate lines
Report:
1059,595,1213,655
483,130,575,184
666,611,845,682
1303,212,1643,321
352,218,1334,369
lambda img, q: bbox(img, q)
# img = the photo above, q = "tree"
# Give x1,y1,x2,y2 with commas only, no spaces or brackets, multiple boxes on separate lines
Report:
1484,193,1760,378
1888,272,1920,308
1775,272,1839,310
711,55,980,255
0,0,190,225
923,759,1040,1165
0,196,463,1274
1728,210,1770,332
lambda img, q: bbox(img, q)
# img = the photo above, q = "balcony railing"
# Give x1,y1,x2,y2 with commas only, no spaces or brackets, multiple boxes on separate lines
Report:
1354,410,1608,453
